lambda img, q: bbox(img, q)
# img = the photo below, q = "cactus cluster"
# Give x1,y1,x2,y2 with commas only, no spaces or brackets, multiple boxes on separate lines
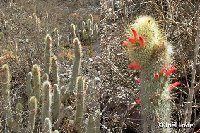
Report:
0,33,100,132
122,16,181,133
69,14,99,56
80,14,98,45
70,14,98,45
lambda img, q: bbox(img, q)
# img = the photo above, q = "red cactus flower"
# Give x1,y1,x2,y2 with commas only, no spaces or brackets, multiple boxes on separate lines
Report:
139,36,145,48
165,67,177,76
160,67,167,74
128,36,137,44
131,28,138,39
135,98,141,104
126,28,145,48
154,73,159,80
167,82,181,91
160,64,177,76
122,41,129,47
134,77,141,85
128,63,142,70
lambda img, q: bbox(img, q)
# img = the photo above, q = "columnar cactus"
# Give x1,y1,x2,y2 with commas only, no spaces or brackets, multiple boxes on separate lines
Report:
52,130,59,133
0,64,14,131
42,118,52,133
26,72,33,98
70,14,98,46
86,114,96,133
89,14,94,28
0,33,94,133
42,73,49,82
44,34,52,75
28,96,38,133
62,37,82,104
80,14,98,45
52,84,61,124
71,23,77,38
74,76,86,131
1,64,11,93
32,64,41,103
95,110,101,133
93,23,98,40
122,16,180,132
16,102,23,132
51,55,59,86
68,37,82,91
86,18,93,36
41,81,52,125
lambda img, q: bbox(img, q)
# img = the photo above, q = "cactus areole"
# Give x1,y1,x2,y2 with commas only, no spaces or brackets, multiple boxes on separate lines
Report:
122,16,181,132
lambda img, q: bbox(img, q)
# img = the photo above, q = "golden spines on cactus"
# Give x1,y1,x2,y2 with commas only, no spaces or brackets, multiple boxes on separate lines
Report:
44,34,52,75
71,23,77,38
126,16,165,48
0,64,11,89
32,64,41,103
122,15,179,132
45,34,52,48
123,16,169,68
28,96,38,132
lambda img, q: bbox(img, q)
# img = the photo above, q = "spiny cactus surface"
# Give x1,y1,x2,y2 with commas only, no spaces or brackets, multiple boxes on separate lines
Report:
122,16,181,133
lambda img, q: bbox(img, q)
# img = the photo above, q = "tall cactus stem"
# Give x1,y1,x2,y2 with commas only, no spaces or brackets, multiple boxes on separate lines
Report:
86,114,96,133
52,130,59,133
74,76,86,131
16,102,23,132
71,23,77,38
123,16,175,132
42,118,52,133
0,64,14,130
95,110,101,133
52,84,61,124
28,96,38,133
61,37,83,103
68,37,82,92
42,73,49,82
51,55,59,86
89,14,94,27
26,72,33,98
41,81,52,125
44,34,52,75
32,64,41,103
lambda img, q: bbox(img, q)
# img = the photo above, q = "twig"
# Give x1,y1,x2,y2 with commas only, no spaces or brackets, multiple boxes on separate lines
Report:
184,9,200,131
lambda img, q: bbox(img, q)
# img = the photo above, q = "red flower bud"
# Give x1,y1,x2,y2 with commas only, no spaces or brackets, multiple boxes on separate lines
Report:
135,98,141,105
122,41,129,47
139,36,145,48
128,37,137,43
154,73,159,80
165,68,177,76
167,82,181,91
134,77,141,85
128,63,142,70
131,28,138,39
160,67,167,74
160,64,177,76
